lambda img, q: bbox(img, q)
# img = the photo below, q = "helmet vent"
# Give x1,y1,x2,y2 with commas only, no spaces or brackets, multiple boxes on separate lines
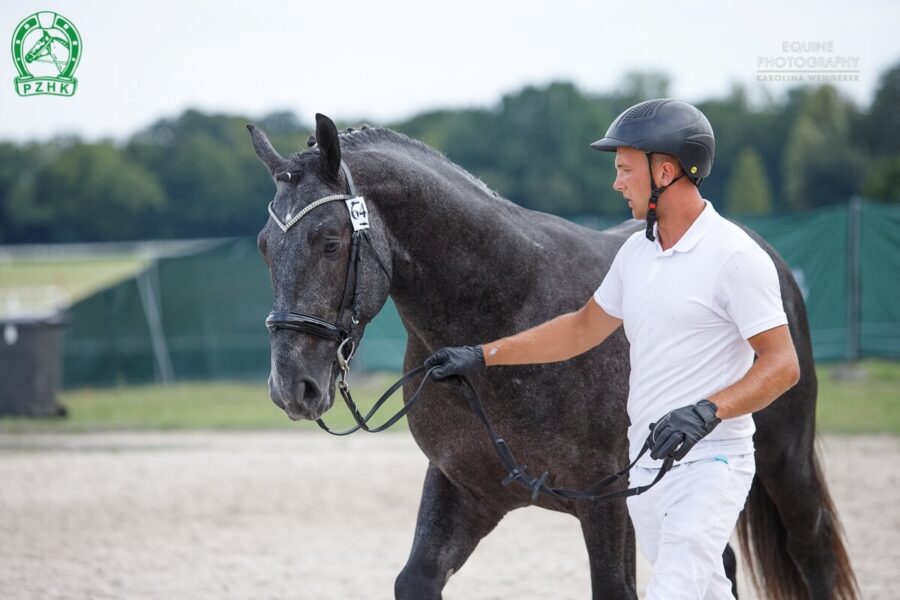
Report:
620,100,665,123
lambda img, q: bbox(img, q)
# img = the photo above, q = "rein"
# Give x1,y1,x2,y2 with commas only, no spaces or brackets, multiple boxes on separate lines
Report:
318,366,674,503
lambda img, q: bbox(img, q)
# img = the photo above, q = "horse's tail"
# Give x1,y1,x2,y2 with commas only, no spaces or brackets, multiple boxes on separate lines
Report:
737,442,859,600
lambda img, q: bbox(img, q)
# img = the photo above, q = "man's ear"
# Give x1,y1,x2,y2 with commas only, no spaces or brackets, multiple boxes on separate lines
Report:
652,155,680,186
661,160,677,186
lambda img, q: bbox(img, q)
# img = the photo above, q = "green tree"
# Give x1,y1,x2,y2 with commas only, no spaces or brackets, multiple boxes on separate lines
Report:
855,61,900,155
861,155,900,202
697,85,773,208
725,148,773,215
126,109,304,237
7,141,166,242
0,142,43,243
411,82,623,217
783,85,865,210
618,71,671,104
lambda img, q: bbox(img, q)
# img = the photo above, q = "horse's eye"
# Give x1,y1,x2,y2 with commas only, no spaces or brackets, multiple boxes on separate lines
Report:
276,168,303,183
324,240,340,254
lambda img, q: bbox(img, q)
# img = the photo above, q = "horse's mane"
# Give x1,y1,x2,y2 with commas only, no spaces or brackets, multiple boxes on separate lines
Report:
338,125,437,155
291,125,505,203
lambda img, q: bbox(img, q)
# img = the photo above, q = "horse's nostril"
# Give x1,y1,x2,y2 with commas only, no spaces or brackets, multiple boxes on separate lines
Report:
300,378,322,405
269,371,324,418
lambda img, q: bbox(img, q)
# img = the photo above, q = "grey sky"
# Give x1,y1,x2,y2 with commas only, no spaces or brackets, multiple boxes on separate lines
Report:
1,0,897,142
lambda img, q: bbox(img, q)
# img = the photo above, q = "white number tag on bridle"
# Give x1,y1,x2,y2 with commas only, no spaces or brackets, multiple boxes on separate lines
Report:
345,197,370,231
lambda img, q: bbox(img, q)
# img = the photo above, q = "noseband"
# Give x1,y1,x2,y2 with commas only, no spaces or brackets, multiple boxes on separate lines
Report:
264,161,390,391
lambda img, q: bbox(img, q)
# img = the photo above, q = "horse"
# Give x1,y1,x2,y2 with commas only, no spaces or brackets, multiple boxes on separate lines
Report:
248,113,858,599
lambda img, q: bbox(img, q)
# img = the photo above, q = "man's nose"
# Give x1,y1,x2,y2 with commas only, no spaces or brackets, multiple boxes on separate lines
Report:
613,175,625,192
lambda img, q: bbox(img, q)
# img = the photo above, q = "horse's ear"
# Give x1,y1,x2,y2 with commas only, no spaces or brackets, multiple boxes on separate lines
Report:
315,113,341,182
246,123,285,177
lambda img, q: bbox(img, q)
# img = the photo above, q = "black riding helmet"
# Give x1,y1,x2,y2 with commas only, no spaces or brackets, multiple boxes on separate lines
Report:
591,99,715,241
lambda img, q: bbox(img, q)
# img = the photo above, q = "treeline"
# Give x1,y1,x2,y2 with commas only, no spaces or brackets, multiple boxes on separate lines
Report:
1,64,898,244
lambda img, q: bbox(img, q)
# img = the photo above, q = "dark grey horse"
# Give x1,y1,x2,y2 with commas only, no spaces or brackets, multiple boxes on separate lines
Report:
248,113,858,599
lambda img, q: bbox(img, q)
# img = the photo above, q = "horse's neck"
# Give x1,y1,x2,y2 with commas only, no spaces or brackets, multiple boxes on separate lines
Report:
352,147,543,346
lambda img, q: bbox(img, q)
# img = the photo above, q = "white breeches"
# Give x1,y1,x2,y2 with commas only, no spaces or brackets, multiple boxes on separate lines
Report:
627,452,756,599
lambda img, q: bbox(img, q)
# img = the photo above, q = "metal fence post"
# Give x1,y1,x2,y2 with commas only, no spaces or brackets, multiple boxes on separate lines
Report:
136,262,176,384
847,196,862,363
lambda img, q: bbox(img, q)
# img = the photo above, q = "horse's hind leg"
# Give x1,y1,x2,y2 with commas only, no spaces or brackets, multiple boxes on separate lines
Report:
577,500,637,599
394,463,504,600
723,543,738,598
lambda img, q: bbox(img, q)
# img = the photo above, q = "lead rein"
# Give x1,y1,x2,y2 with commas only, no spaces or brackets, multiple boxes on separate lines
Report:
316,366,675,502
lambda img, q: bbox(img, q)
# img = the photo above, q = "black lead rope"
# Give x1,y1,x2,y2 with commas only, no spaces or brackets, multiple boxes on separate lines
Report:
454,376,675,503
316,368,675,503
315,366,433,436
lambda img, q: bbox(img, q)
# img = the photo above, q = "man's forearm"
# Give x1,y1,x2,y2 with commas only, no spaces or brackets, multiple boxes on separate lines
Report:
710,349,800,419
482,311,594,366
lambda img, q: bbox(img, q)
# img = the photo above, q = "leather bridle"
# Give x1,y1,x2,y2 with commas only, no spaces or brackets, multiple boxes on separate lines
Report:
264,160,390,418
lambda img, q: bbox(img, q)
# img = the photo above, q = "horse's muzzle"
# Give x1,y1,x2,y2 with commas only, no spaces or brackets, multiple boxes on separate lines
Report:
268,373,325,421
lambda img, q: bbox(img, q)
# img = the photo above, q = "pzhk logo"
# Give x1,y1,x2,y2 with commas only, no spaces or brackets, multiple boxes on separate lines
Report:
11,12,82,97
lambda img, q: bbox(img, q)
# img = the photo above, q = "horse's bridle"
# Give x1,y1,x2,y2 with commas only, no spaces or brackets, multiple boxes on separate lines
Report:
264,160,390,401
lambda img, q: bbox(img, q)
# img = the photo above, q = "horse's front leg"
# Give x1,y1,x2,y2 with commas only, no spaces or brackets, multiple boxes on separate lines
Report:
577,499,638,600
395,462,504,599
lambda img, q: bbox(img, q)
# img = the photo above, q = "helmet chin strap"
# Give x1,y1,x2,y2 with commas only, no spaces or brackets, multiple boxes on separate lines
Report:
644,153,684,242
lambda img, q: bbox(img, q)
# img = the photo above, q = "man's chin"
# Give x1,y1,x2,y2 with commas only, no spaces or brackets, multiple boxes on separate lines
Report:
627,201,644,220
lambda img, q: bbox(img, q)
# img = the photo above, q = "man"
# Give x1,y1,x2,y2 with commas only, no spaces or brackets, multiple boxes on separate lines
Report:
424,99,801,599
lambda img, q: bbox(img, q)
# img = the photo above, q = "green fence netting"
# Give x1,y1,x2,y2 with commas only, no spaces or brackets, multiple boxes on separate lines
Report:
62,238,408,387
859,200,900,357
62,199,900,388
64,275,157,387
737,204,850,360
738,199,900,361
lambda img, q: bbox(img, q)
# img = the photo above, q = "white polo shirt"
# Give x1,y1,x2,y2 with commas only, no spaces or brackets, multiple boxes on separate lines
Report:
594,201,787,467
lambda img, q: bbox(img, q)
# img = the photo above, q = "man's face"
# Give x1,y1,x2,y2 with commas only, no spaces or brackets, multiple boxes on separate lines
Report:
613,147,651,219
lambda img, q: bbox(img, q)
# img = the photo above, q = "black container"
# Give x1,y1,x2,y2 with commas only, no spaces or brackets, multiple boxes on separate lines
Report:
0,313,67,417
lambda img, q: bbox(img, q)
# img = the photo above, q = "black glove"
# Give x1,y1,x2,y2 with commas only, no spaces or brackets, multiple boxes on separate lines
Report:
647,400,721,461
424,346,485,380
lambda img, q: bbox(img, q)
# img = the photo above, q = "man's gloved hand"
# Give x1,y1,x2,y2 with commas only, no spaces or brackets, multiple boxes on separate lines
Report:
424,346,485,380
647,400,721,461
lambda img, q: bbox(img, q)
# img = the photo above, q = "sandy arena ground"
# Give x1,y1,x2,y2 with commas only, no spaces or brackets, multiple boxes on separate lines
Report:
0,432,897,599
